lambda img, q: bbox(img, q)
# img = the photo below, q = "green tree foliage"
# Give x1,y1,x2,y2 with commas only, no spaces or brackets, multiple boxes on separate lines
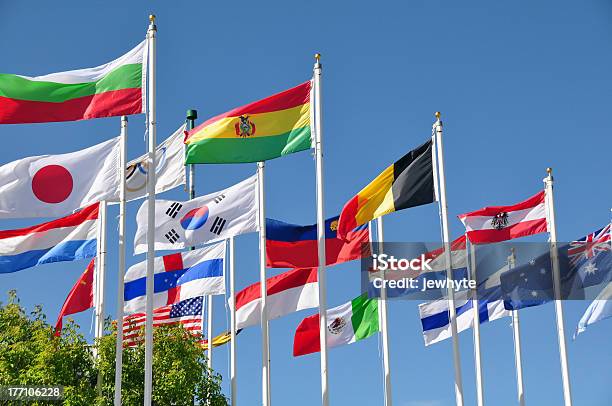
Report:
0,290,228,405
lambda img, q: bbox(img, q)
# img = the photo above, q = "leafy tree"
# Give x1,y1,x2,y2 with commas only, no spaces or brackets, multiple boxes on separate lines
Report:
0,290,228,405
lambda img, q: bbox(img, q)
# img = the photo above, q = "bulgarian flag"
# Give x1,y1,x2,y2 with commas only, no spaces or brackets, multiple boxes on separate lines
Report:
0,41,146,124
184,81,312,163
293,294,379,356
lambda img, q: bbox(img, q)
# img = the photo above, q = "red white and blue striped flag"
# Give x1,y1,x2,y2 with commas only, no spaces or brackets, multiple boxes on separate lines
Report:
123,242,225,315
0,203,98,274
122,296,204,347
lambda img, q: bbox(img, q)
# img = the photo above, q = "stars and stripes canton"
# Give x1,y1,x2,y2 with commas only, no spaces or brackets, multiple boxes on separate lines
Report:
122,296,204,347
568,224,611,267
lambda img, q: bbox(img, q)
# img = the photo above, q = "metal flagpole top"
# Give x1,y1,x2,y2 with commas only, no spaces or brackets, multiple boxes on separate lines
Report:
545,167,553,182
148,14,157,30
186,109,198,121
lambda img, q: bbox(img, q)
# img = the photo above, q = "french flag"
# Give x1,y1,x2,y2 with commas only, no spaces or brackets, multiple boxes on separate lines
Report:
0,203,98,274
123,242,225,315
266,215,370,269
458,190,548,244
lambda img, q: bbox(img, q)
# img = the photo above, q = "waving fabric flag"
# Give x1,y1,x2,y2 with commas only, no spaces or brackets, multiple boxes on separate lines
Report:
0,41,146,124
575,282,612,338
121,124,187,202
123,296,204,347
293,294,378,356
134,175,258,254
337,139,436,239
0,203,98,274
458,191,548,244
419,292,509,346
266,216,370,268
184,81,312,163
0,137,120,219
369,236,468,299
54,259,95,336
419,266,511,346
233,267,318,329
501,225,611,310
124,242,225,315
201,329,242,351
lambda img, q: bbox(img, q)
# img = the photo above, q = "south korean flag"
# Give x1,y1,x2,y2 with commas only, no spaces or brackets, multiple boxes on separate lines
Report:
134,174,259,254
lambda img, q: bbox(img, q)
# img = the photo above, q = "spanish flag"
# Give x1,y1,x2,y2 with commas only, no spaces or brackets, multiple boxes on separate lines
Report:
337,139,436,239
184,81,312,164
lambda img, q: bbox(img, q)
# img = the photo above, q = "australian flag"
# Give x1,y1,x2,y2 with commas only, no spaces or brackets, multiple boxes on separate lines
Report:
501,224,612,310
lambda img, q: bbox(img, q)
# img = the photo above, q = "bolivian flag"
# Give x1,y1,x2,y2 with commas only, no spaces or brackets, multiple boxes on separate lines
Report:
337,139,436,239
184,81,312,164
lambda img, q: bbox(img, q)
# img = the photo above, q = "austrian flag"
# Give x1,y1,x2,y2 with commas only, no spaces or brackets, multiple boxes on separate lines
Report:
458,191,548,244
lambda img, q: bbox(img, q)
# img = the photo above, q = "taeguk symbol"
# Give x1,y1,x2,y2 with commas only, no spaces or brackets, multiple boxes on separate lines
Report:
180,206,209,230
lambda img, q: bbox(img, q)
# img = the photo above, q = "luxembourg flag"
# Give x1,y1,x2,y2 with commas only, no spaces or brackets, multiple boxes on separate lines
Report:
124,242,225,315
0,203,98,274
458,190,548,244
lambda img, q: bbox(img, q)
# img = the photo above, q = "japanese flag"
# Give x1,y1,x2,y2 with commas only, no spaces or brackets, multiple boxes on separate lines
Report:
0,137,120,219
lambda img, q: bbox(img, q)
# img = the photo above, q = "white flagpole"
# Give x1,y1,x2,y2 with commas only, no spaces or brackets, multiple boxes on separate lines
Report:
257,161,271,406
185,109,214,372
543,167,573,406
95,200,108,342
144,14,157,406
95,199,107,395
207,296,214,369
229,236,237,406
114,115,128,406
433,112,464,406
468,241,484,406
508,249,526,406
376,217,393,406
313,53,330,406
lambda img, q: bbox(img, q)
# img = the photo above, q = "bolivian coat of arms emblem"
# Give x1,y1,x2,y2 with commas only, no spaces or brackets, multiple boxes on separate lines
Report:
235,115,256,137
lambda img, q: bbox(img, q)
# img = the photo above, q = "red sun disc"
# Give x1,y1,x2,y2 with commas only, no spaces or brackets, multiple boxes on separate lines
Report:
31,165,74,204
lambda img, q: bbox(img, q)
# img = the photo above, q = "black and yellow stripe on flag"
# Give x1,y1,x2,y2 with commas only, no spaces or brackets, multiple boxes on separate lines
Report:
337,139,436,238
200,329,242,351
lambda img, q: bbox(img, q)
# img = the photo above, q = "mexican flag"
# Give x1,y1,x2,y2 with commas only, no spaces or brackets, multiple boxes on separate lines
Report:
293,294,379,356
0,41,146,124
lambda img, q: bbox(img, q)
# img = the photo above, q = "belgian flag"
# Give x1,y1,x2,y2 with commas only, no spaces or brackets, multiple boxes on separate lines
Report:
337,139,436,239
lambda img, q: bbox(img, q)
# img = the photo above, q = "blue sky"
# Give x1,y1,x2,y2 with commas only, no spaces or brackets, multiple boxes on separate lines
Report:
1,1,611,405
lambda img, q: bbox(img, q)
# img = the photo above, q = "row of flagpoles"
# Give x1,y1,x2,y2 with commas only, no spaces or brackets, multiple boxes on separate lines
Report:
4,14,610,406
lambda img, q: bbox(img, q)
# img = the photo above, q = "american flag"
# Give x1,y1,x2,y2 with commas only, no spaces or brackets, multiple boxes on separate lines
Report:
123,296,204,347
568,224,611,267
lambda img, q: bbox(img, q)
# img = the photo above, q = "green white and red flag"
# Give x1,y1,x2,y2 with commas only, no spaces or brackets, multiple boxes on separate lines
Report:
293,294,379,356
0,41,146,124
